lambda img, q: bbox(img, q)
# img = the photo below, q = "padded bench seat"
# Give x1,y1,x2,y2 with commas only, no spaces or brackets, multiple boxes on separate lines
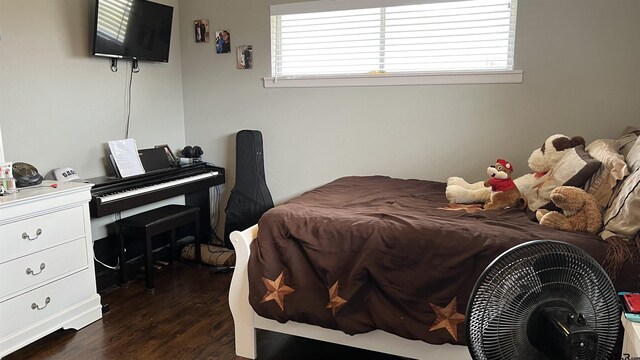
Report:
115,204,201,291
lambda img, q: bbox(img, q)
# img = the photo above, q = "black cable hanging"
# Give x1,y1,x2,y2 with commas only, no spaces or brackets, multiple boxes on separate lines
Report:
124,60,136,139
124,60,133,139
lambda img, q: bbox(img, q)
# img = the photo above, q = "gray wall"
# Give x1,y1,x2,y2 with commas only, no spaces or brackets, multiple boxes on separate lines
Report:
1,0,639,209
179,0,640,204
0,0,186,179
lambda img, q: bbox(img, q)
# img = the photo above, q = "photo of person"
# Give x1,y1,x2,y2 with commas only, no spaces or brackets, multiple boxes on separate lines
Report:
215,30,231,53
194,19,210,43
237,45,253,69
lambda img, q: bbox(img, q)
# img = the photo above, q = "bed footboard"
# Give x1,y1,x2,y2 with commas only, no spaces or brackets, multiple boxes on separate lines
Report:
228,224,471,360
229,225,259,359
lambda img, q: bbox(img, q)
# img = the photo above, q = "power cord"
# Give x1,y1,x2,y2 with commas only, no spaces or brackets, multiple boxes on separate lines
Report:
125,61,134,139
94,254,120,270
93,241,120,270
94,212,122,270
181,242,233,266
209,184,224,246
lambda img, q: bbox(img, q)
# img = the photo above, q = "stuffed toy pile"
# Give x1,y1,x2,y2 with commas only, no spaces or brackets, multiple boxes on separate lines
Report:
536,186,602,234
444,133,606,233
446,134,586,204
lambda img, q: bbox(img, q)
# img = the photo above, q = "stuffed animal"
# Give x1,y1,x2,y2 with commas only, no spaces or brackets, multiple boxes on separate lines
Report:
536,186,602,234
445,134,586,204
483,159,523,210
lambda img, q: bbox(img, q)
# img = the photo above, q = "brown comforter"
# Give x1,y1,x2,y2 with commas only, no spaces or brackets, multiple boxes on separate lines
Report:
247,176,639,345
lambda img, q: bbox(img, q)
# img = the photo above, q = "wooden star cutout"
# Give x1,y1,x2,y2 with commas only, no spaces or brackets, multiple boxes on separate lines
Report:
428,297,465,341
326,281,347,315
261,271,294,311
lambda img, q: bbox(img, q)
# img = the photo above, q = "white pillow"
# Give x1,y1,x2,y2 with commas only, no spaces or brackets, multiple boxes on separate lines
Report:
602,169,640,240
585,139,630,209
625,136,640,172
617,126,640,158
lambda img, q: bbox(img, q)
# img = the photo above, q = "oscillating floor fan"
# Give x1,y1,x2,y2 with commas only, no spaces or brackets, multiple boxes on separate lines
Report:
466,240,620,360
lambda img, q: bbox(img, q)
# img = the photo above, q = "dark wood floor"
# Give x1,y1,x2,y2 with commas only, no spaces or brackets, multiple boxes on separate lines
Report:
4,261,402,360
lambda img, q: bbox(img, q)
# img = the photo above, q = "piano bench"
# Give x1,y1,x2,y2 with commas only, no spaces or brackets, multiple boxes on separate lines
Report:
115,204,201,291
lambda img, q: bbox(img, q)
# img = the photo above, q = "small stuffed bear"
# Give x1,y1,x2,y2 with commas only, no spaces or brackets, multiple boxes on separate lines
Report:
537,186,602,234
483,159,523,210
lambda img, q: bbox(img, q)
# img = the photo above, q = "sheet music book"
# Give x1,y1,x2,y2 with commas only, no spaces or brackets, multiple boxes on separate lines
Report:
108,139,145,178
109,154,121,178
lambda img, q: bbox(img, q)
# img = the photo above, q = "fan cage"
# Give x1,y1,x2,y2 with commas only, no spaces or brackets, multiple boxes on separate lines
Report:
466,240,619,360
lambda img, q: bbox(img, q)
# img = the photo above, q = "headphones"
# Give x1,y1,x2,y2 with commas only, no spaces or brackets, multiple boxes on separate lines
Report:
181,145,203,158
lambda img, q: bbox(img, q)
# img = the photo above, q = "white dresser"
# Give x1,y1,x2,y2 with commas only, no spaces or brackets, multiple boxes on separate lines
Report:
0,181,102,358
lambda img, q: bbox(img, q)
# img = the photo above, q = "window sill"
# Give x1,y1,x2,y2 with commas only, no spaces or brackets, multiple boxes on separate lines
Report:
263,70,523,88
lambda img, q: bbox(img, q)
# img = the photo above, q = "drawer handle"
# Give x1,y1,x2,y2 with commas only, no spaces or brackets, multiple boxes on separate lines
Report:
26,263,46,276
31,297,51,311
22,228,43,241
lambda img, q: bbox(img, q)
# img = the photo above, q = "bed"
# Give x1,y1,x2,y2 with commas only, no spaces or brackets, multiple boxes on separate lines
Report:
228,173,640,359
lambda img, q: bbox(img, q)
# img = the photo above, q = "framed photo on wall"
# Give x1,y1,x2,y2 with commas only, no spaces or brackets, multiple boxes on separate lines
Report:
194,19,210,43
237,45,253,69
215,30,231,53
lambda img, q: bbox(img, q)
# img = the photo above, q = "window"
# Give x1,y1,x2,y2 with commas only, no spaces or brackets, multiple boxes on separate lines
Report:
267,0,522,87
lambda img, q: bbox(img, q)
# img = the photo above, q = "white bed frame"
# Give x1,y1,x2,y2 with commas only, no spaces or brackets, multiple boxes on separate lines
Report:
228,225,471,359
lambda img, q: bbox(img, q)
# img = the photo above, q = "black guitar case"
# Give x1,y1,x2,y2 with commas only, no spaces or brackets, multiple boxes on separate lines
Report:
224,130,274,249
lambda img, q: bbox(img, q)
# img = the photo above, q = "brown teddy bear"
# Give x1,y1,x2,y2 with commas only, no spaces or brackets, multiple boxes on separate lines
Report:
536,186,602,234
483,159,523,210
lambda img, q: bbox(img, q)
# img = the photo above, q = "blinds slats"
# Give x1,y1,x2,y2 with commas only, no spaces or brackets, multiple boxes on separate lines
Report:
273,31,513,49
276,54,509,67
271,0,511,16
271,0,517,77
275,45,510,56
281,7,510,25
276,22,512,39
274,64,510,76
275,51,510,63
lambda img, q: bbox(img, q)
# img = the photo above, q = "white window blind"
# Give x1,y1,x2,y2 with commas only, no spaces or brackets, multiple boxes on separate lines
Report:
270,0,518,78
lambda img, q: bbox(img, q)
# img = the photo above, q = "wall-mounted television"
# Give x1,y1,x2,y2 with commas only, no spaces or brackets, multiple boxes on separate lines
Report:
92,0,173,63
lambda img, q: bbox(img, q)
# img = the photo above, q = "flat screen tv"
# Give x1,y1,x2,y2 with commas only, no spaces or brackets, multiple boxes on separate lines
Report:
92,0,173,63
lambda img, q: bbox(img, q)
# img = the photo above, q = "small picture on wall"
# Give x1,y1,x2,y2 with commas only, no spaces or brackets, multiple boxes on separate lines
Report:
215,30,231,53
194,19,210,43
237,45,253,69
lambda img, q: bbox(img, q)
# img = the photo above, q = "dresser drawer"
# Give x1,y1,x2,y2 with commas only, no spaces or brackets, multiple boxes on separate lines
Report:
0,206,86,263
0,238,88,300
0,269,95,339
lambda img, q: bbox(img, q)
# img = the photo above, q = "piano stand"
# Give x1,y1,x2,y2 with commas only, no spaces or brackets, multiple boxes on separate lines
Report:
115,205,201,291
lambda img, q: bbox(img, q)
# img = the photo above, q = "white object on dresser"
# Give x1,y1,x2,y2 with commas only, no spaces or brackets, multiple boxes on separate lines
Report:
0,181,102,358
622,314,640,357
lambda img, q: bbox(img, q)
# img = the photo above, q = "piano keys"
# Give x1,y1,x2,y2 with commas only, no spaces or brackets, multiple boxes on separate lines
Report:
88,162,225,219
